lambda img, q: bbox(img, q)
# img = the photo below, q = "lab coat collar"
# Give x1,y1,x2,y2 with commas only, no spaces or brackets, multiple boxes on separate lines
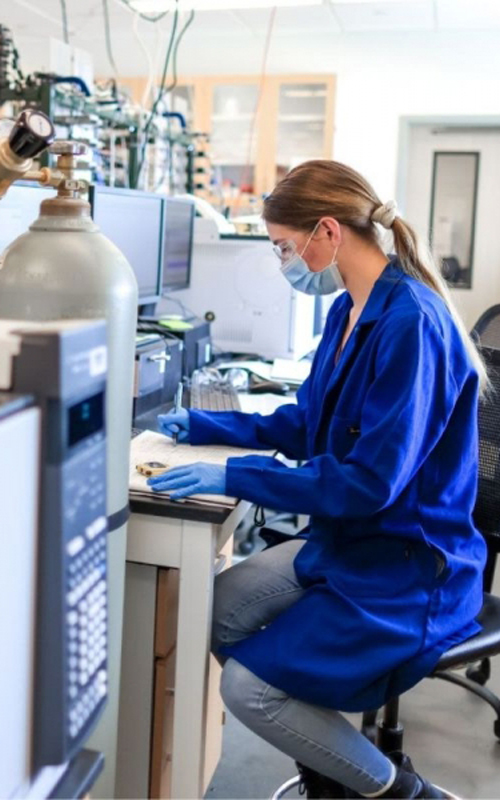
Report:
356,258,404,325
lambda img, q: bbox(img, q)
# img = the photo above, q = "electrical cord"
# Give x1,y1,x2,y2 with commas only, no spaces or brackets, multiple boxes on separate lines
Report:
160,294,197,321
234,6,276,213
253,505,266,528
116,0,169,23
252,448,281,533
163,9,195,97
140,7,195,191
102,0,119,77
60,0,70,43
133,1,179,187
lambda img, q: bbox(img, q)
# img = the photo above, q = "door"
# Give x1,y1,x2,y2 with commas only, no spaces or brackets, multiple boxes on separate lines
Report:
403,124,500,330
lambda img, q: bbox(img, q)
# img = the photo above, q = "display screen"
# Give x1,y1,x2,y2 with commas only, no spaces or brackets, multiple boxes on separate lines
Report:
162,198,194,292
91,188,164,300
68,391,104,447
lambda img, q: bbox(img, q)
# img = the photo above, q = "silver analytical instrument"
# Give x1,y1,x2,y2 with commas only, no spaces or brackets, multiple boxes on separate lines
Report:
0,319,108,770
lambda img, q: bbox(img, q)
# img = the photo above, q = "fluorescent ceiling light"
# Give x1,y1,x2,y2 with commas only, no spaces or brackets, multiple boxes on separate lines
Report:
329,0,420,4
130,0,322,11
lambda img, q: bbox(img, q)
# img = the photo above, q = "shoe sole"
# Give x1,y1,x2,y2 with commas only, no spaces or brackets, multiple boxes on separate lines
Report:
433,784,461,800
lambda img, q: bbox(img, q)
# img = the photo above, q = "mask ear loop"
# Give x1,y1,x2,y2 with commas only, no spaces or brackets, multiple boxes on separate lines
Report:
329,243,340,268
299,219,322,259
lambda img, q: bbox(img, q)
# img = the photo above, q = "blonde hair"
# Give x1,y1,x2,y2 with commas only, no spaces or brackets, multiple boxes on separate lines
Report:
263,159,488,393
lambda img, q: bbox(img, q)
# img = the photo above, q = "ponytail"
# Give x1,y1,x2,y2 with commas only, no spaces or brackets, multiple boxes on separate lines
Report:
390,215,489,395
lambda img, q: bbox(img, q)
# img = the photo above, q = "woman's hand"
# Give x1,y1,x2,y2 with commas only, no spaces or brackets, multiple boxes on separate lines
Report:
147,462,227,499
157,408,190,442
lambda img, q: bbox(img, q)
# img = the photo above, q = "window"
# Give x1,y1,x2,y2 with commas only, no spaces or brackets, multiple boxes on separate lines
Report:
429,151,480,289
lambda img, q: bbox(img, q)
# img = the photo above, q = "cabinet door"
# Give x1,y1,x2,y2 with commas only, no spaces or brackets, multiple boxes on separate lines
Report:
274,77,335,184
205,74,335,207
210,81,260,207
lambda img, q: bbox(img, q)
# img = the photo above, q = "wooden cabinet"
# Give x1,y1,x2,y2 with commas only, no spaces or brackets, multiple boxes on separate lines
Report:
121,73,335,213
148,536,233,799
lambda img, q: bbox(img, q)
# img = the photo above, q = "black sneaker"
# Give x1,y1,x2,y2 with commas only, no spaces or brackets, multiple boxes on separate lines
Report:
295,762,348,799
386,751,460,800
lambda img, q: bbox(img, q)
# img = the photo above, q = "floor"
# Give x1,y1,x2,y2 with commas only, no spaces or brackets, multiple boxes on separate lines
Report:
205,523,500,800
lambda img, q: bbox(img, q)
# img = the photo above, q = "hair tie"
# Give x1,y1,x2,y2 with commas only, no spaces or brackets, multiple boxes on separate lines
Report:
371,200,399,229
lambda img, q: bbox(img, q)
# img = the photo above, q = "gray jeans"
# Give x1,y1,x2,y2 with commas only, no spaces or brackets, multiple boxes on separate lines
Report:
212,539,394,796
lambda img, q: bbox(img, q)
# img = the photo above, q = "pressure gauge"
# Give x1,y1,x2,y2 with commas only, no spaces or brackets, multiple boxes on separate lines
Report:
28,110,54,138
8,108,55,159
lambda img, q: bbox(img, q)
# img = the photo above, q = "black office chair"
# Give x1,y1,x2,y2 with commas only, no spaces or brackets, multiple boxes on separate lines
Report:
471,304,500,351
271,346,500,799
467,309,500,687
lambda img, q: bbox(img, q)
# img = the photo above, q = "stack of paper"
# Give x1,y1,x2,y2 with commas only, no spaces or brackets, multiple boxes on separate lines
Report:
130,430,267,508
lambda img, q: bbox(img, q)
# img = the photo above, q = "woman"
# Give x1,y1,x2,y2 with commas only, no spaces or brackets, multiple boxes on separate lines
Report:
148,161,487,799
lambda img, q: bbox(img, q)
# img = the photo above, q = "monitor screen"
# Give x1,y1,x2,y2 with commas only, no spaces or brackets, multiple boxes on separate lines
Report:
0,183,56,257
162,198,194,293
91,187,164,303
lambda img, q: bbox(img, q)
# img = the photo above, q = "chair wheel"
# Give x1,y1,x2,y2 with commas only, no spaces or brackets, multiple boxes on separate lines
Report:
238,538,256,556
466,660,490,686
494,719,500,740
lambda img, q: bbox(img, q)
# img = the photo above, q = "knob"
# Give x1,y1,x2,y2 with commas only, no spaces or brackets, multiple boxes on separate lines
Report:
8,108,55,159
50,141,88,156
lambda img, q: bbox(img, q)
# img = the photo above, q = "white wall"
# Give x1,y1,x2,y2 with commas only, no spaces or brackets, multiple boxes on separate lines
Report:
172,29,500,202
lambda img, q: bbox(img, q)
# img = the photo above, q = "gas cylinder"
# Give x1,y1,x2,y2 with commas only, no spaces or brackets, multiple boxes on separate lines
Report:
0,140,138,797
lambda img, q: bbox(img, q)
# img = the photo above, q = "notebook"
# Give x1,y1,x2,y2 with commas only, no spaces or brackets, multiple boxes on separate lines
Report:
130,429,268,508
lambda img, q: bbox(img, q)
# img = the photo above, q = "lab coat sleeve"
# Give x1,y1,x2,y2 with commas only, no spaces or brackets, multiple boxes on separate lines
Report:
189,380,310,460
225,312,464,517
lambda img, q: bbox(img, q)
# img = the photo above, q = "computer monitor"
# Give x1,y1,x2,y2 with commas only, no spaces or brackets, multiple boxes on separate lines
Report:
162,197,194,293
0,183,56,257
89,186,164,306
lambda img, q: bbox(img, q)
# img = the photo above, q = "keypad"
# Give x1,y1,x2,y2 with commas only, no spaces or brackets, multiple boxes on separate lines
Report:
65,527,108,740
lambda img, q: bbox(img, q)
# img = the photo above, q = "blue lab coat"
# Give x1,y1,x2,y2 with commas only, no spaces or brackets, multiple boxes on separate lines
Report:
190,260,487,712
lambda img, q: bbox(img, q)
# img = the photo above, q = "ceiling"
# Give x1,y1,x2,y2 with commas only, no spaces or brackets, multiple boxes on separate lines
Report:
2,0,500,76
4,0,500,39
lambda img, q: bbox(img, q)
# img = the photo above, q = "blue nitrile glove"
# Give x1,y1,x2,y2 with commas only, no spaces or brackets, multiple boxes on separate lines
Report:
157,408,190,442
147,462,226,499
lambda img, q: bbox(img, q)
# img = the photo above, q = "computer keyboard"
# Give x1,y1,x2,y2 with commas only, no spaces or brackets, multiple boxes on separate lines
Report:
189,370,241,412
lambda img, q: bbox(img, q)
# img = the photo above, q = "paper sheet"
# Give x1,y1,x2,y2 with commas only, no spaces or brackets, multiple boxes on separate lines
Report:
130,430,269,507
271,358,311,384
238,393,296,416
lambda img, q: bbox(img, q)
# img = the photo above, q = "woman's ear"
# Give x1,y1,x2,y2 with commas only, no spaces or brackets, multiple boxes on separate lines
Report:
320,217,342,246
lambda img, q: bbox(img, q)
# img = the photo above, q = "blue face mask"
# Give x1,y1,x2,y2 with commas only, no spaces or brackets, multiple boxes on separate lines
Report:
277,221,345,296
280,253,344,295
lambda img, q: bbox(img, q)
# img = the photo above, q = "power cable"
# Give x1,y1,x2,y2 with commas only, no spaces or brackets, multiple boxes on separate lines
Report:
163,8,195,96
133,0,179,187
162,9,195,194
234,6,276,213
117,0,169,24
60,0,70,43
102,0,119,77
